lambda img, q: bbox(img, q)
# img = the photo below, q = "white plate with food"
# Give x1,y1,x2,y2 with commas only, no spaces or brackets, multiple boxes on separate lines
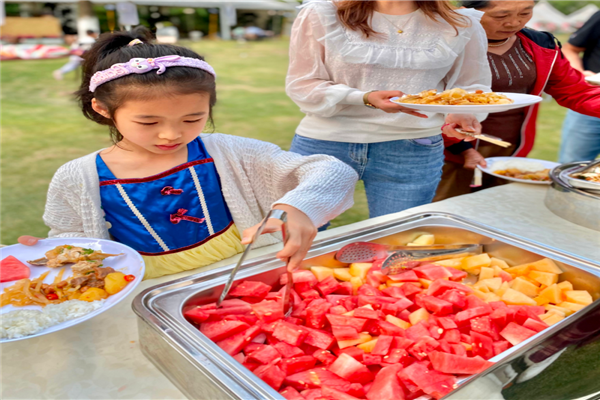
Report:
477,157,560,185
390,89,542,113
0,238,145,342
561,160,600,193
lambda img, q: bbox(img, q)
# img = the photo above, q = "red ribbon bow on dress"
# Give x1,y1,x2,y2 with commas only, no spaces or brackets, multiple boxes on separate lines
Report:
170,209,205,225
161,186,184,195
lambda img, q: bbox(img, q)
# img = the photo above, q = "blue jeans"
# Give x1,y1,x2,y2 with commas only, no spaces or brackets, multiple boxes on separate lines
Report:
290,134,444,219
559,110,600,163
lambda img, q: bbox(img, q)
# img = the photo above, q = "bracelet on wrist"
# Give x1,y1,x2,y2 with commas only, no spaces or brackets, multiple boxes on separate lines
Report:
363,90,378,109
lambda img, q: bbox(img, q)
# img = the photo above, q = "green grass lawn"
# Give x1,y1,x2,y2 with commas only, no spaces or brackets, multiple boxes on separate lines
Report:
0,39,568,244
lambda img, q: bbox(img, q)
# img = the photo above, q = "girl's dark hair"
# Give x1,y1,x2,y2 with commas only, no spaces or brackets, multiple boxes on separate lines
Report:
76,26,216,143
460,1,491,9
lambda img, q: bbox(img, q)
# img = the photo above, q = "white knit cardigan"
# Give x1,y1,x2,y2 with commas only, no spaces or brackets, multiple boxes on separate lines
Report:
43,133,358,248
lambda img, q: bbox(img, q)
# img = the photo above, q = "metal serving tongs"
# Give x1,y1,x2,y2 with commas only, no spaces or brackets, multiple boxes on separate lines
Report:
456,128,511,148
381,244,482,275
336,242,481,264
217,209,293,315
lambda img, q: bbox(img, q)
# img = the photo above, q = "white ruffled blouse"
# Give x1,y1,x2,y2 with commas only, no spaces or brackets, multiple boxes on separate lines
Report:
286,1,492,143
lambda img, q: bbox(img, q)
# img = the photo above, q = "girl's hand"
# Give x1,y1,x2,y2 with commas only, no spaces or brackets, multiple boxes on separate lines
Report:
241,205,317,272
443,114,482,142
18,236,43,246
367,91,428,118
462,148,487,170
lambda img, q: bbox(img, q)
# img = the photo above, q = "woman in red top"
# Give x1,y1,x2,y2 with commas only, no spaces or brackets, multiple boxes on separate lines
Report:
435,0,600,201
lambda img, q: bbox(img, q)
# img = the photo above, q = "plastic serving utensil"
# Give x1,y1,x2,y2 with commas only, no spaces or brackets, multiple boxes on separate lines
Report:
335,242,480,264
217,209,288,307
456,128,511,148
381,244,483,275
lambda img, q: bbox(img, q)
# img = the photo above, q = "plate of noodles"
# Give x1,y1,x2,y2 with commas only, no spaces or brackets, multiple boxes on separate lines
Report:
390,89,542,113
477,157,560,185
0,238,144,342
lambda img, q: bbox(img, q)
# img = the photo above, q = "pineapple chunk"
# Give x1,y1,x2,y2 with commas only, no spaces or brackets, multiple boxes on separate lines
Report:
504,264,531,277
540,312,564,326
511,277,541,297
409,308,430,325
386,315,411,330
433,258,465,269
349,263,373,280
462,254,492,271
357,338,379,353
539,284,563,304
334,268,353,282
528,271,558,287
408,234,435,246
545,304,573,316
479,267,495,281
310,266,335,282
501,288,537,306
558,301,586,313
338,333,372,349
483,292,501,302
557,281,574,291
350,276,363,295
480,277,502,291
490,257,511,269
564,290,593,306
472,282,491,293
495,281,510,297
529,258,563,274
534,296,550,306
418,279,433,289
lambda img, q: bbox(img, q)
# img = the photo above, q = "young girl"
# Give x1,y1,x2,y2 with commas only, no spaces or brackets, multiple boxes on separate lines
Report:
36,27,358,279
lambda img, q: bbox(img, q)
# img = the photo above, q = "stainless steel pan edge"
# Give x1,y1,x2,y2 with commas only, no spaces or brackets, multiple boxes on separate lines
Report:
132,212,600,400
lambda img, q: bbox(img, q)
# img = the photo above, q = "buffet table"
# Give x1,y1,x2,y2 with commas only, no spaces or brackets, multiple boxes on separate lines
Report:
2,183,599,399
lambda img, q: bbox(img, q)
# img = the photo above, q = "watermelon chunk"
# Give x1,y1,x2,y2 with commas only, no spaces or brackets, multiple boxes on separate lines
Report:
326,314,368,332
421,296,454,315
317,276,340,296
365,364,404,400
378,320,405,336
408,336,440,360
281,270,318,286
439,290,467,309
0,256,30,283
387,270,419,282
322,385,362,400
455,306,492,324
313,349,337,365
303,326,335,350
523,318,548,333
334,346,365,361
470,316,493,334
442,329,461,344
332,325,360,341
273,321,307,346
280,355,317,375
471,332,495,360
229,281,271,299
329,353,374,384
200,320,250,342
437,317,458,330
500,322,537,346
216,324,262,355
183,307,210,324
429,352,493,375
251,300,284,323
358,284,383,297
399,283,423,298
306,301,331,329
280,386,304,400
353,307,379,320
493,341,511,356
427,280,473,297
490,307,508,329
371,335,394,356
285,368,352,392
363,353,383,365
402,362,456,400
414,265,453,281
254,363,286,390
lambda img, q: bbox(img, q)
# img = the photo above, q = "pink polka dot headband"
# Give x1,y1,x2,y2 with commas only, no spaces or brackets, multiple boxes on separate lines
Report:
89,54,216,92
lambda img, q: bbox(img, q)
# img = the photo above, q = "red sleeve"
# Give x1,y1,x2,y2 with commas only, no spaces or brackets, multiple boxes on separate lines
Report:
544,53,600,118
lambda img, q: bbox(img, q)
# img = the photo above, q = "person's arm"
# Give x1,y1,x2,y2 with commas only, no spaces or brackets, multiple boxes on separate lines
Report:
562,42,588,74
566,11,600,77
43,165,87,238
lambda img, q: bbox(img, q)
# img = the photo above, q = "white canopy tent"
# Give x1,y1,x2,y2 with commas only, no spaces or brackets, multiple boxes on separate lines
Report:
526,0,569,32
566,4,599,30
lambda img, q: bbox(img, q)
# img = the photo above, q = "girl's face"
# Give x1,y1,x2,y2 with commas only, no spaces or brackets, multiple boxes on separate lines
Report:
94,91,210,155
479,1,535,40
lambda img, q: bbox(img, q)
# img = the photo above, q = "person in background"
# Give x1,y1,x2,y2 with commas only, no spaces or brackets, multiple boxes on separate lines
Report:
53,30,98,80
559,11,600,163
435,1,600,201
286,0,491,221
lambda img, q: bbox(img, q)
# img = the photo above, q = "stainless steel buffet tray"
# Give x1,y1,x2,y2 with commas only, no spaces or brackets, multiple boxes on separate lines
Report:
132,212,600,400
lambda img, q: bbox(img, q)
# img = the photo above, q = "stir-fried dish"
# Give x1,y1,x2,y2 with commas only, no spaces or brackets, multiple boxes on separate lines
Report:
571,165,600,183
397,88,513,106
28,245,122,268
494,168,550,182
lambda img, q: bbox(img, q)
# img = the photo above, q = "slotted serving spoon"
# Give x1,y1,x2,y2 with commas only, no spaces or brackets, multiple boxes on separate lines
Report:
336,242,481,264
217,209,293,316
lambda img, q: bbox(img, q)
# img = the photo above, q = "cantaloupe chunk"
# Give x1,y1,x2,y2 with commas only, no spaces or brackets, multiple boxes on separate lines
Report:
386,315,411,330
311,266,335,282
557,281,573,291
357,338,379,353
479,267,495,281
544,309,566,318
409,308,430,325
529,258,563,274
558,301,586,313
334,268,353,282
479,278,503,291
539,284,562,304
540,312,564,326
495,281,511,297
338,333,372,349
521,276,542,287
502,288,537,306
545,304,573,316
462,254,492,271
490,257,511,269
433,258,465,269
511,277,540,297
472,282,491,293
528,271,558,287
564,290,593,306
483,292,501,302
408,234,435,246
461,342,473,351
472,289,489,300
379,284,388,291
504,264,531,277
418,279,433,289
350,276,363,295
534,296,550,306
349,263,373,280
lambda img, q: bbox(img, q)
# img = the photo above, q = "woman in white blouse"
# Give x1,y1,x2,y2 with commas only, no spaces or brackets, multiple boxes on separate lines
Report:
286,0,491,219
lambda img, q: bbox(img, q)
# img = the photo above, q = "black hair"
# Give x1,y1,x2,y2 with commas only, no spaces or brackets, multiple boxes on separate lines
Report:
76,26,216,144
460,1,491,9
86,30,97,36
